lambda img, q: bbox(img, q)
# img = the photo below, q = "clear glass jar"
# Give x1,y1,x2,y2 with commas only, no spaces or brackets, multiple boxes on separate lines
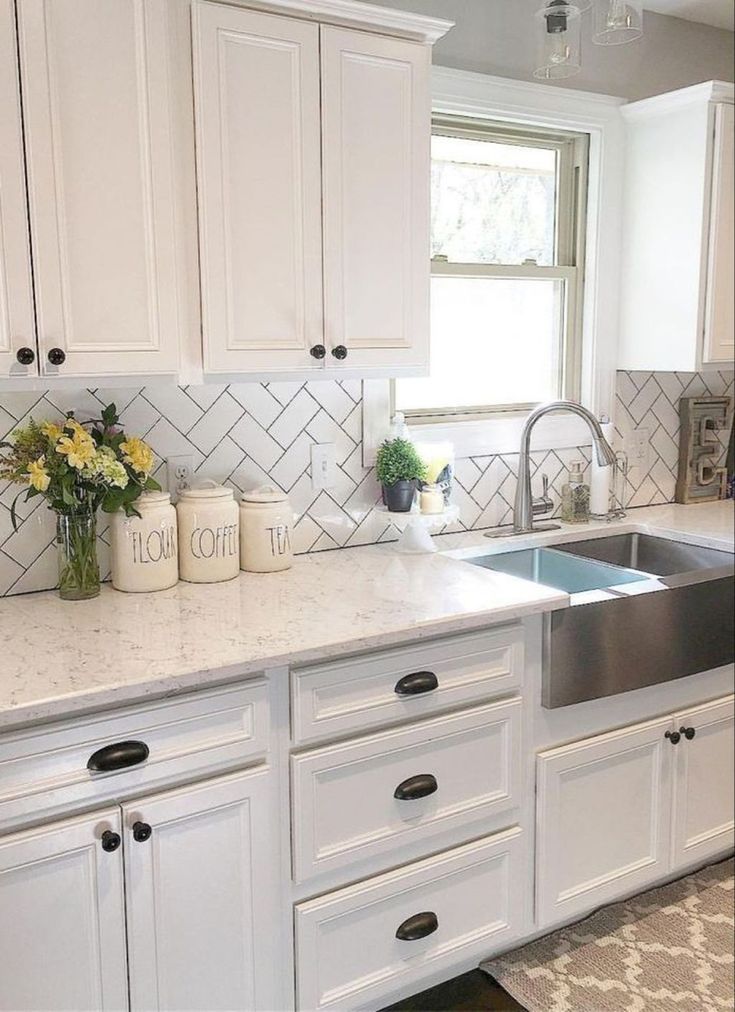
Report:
176,483,239,584
561,461,591,524
111,492,178,593
56,510,100,601
239,487,294,573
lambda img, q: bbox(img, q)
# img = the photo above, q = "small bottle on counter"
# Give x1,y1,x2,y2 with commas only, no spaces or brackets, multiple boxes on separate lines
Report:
240,487,294,573
419,483,444,516
176,482,240,583
110,492,178,593
561,461,591,524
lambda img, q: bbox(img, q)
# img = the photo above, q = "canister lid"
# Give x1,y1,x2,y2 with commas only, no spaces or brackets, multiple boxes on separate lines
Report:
240,485,288,505
138,491,171,507
179,480,234,501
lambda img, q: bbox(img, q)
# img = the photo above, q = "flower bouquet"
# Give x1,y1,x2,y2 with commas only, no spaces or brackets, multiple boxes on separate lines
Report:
0,404,159,600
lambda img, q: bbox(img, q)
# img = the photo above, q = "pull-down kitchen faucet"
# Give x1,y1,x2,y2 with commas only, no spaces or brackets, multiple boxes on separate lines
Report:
488,400,617,538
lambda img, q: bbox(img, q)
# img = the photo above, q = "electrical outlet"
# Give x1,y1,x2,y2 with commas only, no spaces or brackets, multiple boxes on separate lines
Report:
166,455,194,498
311,443,336,490
626,427,651,471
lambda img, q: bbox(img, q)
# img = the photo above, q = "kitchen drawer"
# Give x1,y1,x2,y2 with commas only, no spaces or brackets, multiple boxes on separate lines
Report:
291,697,522,881
295,827,525,1011
291,625,523,744
0,681,269,831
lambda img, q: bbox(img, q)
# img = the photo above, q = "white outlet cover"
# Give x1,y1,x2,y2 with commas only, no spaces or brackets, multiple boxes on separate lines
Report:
166,455,194,497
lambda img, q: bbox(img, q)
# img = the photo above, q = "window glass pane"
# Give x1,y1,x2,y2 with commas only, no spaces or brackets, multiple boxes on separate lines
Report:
396,276,564,413
431,134,557,266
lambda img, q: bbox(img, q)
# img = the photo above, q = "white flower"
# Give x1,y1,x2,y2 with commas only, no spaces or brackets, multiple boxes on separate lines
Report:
85,447,129,489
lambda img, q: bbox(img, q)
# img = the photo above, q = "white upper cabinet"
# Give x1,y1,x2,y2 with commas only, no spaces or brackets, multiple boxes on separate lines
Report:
618,82,735,372
194,0,444,378
0,0,36,380
15,0,185,378
321,27,430,372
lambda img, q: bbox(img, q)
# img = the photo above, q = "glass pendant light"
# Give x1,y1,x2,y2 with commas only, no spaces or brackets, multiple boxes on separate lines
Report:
593,0,643,45
569,0,593,11
534,1,582,80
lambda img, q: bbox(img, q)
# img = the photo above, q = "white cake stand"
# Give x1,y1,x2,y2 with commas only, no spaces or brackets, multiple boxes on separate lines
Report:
377,504,460,554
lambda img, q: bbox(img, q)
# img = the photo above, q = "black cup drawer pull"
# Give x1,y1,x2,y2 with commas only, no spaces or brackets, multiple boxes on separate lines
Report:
394,774,438,801
394,671,439,696
87,740,150,773
396,911,439,942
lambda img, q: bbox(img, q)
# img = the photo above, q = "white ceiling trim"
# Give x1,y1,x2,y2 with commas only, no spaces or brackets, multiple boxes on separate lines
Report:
644,1,734,31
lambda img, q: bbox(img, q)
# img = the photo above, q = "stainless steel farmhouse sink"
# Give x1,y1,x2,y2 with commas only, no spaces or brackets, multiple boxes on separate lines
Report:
464,534,734,708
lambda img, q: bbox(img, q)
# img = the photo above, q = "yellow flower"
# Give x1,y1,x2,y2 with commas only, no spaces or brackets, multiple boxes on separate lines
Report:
121,437,155,476
41,421,63,442
56,430,96,470
27,457,51,493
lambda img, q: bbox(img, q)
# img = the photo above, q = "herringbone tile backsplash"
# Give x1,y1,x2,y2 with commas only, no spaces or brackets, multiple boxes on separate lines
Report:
0,370,732,596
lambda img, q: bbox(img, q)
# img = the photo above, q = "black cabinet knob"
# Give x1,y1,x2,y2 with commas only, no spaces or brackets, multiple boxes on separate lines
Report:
101,830,121,853
16,347,35,366
394,671,439,696
396,911,439,942
394,773,438,801
680,726,696,741
310,344,326,360
47,347,66,366
132,821,152,843
331,345,348,361
87,740,149,773
665,730,681,745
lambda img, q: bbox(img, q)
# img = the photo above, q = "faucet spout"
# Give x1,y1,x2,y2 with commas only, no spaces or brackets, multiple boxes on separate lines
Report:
513,400,615,534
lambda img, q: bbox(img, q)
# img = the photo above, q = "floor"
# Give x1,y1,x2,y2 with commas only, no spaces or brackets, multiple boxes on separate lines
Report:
382,970,525,1012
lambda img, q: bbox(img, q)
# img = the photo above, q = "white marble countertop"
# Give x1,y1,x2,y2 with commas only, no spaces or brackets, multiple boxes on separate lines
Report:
0,501,732,731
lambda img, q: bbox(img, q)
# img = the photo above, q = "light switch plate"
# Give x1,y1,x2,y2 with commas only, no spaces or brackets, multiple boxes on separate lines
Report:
311,443,337,490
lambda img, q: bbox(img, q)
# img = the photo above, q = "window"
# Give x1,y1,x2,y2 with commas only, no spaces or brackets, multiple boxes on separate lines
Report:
395,118,589,424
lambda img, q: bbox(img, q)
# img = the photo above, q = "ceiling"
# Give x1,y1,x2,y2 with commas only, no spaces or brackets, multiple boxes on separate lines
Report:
644,1,735,31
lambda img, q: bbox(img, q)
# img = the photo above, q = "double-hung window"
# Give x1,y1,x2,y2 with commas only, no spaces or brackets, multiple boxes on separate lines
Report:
395,117,589,424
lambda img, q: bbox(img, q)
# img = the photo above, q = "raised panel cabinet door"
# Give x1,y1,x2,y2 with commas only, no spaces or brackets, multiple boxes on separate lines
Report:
671,695,735,869
123,766,282,1012
703,103,735,365
0,0,37,379
0,807,128,1012
536,716,673,929
321,27,430,372
193,1,324,375
16,0,182,377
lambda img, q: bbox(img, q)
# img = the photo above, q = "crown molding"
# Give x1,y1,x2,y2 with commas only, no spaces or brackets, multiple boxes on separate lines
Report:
221,0,454,42
622,80,735,121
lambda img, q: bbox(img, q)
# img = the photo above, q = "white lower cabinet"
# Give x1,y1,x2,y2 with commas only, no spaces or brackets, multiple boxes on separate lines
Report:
536,694,735,928
0,766,280,1012
0,808,128,1012
295,827,525,1012
671,696,735,869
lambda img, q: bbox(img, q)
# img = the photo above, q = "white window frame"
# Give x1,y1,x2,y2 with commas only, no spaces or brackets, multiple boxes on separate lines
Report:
363,67,626,464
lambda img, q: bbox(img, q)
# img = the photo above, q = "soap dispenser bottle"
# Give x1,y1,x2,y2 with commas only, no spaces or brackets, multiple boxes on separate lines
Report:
561,461,590,524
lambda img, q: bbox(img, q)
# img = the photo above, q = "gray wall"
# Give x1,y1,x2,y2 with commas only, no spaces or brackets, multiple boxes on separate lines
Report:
365,0,734,100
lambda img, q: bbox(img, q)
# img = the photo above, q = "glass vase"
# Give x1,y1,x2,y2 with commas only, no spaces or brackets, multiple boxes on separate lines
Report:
56,511,100,601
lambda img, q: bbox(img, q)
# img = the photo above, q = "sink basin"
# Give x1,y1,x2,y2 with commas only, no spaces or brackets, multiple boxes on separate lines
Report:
458,532,734,709
470,547,650,594
553,532,733,577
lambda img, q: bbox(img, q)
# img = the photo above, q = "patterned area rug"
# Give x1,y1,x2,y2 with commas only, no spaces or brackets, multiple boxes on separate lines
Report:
481,858,734,1012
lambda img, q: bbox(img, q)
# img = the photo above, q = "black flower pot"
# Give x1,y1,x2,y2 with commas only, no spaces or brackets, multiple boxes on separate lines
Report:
383,480,417,513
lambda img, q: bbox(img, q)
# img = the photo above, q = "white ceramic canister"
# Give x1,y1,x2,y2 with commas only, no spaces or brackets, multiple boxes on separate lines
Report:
110,492,178,593
176,482,240,584
239,487,294,573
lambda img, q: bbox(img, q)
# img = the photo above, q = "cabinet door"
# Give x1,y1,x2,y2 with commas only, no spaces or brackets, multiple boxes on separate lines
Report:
123,766,282,1012
0,808,128,1012
321,27,430,372
193,1,324,375
703,103,735,365
0,0,37,379
17,0,182,377
671,695,735,869
536,717,673,928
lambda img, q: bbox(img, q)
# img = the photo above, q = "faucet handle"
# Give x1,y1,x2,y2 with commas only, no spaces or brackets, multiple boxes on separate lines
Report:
541,473,549,499
532,473,553,517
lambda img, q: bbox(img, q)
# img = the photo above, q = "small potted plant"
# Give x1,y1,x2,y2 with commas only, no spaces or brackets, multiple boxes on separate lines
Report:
0,404,159,601
376,438,427,513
